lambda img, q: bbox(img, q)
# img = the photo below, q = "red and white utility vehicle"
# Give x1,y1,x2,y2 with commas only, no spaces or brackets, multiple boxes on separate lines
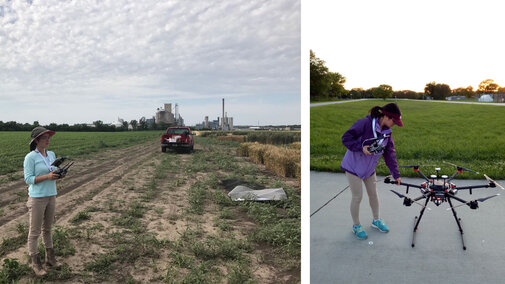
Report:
160,127,194,152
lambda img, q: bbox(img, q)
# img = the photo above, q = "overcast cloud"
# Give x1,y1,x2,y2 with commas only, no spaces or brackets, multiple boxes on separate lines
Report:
0,0,300,125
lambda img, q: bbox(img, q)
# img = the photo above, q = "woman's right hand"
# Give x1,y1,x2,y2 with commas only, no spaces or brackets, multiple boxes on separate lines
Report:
362,145,372,155
46,172,61,180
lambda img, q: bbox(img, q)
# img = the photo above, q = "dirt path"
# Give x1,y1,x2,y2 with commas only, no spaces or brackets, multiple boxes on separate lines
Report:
0,138,301,283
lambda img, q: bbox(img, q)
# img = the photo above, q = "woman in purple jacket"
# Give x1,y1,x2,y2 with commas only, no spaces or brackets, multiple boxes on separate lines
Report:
341,103,403,240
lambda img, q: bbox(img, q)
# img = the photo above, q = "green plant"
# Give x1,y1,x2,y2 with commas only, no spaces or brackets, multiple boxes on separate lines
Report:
71,211,91,224
227,262,256,284
0,258,31,283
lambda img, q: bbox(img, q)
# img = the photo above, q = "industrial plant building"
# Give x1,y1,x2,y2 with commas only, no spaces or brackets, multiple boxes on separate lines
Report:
155,103,184,126
195,98,233,130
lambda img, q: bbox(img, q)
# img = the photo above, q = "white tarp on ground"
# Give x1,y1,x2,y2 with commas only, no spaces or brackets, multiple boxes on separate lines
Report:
228,185,287,201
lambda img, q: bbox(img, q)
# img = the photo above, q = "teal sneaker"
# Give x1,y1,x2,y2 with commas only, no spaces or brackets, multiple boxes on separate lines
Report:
372,219,389,233
352,224,368,240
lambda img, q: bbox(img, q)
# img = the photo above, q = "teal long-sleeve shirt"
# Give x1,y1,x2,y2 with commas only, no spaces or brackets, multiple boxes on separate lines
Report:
23,150,57,197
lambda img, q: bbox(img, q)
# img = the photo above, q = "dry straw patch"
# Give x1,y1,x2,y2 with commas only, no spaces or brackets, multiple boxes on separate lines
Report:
264,148,300,178
238,142,301,179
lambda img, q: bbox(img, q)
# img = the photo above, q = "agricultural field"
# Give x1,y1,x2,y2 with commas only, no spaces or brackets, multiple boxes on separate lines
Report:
311,99,505,179
0,134,300,283
0,131,162,177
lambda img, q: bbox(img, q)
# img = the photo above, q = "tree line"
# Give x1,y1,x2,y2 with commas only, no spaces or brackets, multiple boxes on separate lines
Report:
0,120,177,132
310,50,505,100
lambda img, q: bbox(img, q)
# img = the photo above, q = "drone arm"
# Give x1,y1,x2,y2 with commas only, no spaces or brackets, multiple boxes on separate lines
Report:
446,171,460,183
394,181,424,189
413,194,429,202
454,184,491,191
447,194,469,204
415,169,431,182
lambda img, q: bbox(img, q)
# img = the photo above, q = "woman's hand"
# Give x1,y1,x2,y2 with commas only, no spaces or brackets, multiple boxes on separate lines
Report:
362,145,372,155
395,177,402,185
46,172,61,180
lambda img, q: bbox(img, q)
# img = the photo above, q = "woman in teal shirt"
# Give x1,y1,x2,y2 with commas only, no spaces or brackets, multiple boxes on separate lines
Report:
23,126,62,276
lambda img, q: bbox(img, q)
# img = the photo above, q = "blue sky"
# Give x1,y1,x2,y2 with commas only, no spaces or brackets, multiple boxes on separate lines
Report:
0,0,300,126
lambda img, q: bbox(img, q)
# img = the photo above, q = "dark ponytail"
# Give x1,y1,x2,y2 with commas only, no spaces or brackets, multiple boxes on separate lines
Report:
29,140,37,152
369,106,384,118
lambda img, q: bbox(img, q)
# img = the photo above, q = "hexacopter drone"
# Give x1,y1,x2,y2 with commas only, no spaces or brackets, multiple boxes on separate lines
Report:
384,162,504,250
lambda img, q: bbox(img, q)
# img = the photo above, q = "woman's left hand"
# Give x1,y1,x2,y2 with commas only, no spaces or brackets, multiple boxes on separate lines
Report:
395,177,401,185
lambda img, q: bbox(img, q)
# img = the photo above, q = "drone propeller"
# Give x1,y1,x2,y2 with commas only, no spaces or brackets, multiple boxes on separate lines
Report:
484,174,505,190
443,161,479,174
446,193,501,210
390,190,431,210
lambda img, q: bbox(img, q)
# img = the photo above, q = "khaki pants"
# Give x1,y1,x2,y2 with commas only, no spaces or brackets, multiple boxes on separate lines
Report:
27,196,56,256
345,172,379,225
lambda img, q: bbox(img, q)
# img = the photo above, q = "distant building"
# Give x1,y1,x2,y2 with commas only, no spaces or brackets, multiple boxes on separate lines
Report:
155,103,184,126
478,94,493,102
195,117,221,130
446,96,466,101
111,117,126,128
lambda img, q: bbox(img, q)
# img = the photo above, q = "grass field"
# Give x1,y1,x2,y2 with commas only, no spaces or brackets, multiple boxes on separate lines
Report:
0,131,163,176
311,99,505,179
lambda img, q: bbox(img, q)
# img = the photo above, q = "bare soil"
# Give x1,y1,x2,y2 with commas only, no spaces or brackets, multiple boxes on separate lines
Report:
0,139,300,283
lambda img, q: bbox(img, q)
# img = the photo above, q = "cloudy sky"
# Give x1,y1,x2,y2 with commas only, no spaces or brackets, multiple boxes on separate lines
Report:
307,0,505,92
0,0,300,126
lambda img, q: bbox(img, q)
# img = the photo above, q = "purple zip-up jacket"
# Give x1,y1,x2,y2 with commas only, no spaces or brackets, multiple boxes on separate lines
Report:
340,115,400,179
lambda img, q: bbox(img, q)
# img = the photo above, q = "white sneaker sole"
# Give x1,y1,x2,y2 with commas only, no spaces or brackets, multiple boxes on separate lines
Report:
371,223,389,233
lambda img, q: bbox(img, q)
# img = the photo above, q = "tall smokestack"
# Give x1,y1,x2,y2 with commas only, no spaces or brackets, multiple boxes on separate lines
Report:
222,98,225,130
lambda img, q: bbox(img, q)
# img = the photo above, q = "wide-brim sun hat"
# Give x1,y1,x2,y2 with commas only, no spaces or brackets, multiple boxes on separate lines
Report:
382,103,403,127
29,126,56,145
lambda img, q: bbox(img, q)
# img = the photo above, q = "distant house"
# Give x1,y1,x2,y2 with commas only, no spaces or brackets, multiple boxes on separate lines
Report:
478,94,493,102
446,96,466,101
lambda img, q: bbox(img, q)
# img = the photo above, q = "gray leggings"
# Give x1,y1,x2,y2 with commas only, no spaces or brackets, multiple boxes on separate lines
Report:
345,172,379,225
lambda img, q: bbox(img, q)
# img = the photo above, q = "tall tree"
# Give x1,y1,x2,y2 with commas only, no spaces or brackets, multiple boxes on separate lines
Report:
477,79,499,94
130,120,138,130
310,50,347,98
372,84,393,100
327,72,347,98
424,82,451,100
452,86,475,98
310,50,329,98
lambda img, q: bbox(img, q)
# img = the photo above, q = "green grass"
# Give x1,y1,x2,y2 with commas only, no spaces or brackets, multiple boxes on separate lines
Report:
311,99,505,178
0,131,163,175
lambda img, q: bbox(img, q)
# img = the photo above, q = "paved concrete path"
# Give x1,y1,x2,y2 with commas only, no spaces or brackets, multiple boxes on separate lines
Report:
310,171,505,284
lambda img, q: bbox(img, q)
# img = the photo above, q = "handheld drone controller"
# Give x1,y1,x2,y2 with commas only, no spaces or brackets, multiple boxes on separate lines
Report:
368,140,385,154
51,157,74,178
365,135,389,154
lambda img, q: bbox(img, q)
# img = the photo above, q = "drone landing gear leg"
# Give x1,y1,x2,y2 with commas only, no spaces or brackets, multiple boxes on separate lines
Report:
447,198,466,250
411,198,430,248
